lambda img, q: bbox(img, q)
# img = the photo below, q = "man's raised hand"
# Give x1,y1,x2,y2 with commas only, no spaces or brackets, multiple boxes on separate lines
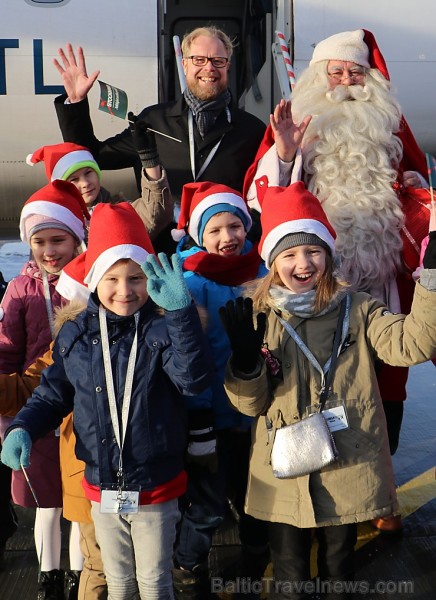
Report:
53,43,100,103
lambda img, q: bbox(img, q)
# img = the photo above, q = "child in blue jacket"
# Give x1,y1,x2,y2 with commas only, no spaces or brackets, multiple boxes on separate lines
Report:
172,181,269,599
1,202,213,600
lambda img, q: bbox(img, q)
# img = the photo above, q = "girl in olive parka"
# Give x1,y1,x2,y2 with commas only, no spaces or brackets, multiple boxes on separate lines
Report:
221,182,436,599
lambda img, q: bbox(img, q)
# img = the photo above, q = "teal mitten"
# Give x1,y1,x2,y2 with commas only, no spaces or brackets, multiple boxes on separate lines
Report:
142,253,191,311
1,428,32,470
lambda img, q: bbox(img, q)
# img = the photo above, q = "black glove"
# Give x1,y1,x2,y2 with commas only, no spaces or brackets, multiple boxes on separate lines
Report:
128,111,159,169
186,409,218,473
219,297,266,373
423,231,436,269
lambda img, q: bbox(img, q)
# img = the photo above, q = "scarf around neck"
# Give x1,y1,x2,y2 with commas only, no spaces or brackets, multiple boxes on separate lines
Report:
182,242,262,286
268,284,347,319
184,88,231,138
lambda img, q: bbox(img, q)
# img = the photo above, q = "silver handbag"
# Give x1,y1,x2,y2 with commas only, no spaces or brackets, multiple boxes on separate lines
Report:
270,412,338,479
269,295,348,479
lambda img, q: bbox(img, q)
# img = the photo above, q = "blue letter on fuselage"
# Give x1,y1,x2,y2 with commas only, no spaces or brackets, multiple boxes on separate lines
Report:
0,39,19,95
34,39,65,94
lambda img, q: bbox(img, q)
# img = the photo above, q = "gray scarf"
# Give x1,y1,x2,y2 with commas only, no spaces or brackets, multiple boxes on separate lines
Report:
268,284,347,319
184,88,231,138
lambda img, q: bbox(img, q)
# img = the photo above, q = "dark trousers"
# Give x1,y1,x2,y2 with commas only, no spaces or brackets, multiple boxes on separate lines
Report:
268,522,357,599
175,429,268,570
382,401,404,455
0,451,17,545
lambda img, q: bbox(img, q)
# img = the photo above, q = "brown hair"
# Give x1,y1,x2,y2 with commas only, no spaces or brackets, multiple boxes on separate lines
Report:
181,26,234,61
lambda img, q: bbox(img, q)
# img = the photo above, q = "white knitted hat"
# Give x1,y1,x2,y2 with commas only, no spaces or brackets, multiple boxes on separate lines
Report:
310,30,370,68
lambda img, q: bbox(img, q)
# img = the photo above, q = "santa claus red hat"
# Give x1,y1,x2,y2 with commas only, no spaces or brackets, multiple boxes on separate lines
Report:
26,142,101,182
309,29,392,81
84,202,155,292
259,182,336,269
172,181,252,246
56,252,90,303
20,180,90,244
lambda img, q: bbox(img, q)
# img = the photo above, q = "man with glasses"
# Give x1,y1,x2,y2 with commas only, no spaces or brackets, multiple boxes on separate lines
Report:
53,26,266,208
245,29,430,539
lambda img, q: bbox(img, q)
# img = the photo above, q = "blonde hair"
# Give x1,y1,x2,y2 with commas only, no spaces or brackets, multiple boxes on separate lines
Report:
181,26,234,61
249,252,347,313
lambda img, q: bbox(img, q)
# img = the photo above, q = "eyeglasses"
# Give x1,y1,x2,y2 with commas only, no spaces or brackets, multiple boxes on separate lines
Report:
327,68,366,83
185,55,229,68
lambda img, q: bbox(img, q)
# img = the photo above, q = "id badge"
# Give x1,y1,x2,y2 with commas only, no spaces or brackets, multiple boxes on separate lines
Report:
306,399,349,432
100,483,140,514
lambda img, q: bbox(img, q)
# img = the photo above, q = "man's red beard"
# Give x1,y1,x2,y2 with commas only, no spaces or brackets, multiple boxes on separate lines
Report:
292,72,405,296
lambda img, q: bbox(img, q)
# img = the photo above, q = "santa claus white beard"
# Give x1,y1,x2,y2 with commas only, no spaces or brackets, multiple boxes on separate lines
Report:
300,82,405,293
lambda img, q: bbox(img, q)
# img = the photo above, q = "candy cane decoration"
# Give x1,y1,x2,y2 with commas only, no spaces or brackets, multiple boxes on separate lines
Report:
275,30,296,90
173,35,187,93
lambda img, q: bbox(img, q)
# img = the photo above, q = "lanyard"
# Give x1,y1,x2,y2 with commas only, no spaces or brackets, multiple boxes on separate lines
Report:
188,107,231,181
42,269,55,341
99,305,139,481
277,295,350,401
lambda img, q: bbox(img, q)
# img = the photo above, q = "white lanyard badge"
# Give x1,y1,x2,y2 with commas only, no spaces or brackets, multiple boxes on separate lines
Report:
99,305,139,477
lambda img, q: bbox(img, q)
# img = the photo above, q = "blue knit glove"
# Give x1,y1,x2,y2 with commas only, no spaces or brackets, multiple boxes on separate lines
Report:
142,253,191,311
1,428,32,470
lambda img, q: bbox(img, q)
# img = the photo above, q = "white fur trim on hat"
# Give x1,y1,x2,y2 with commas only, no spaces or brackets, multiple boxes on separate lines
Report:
20,200,85,244
84,244,150,292
52,150,99,181
189,192,252,245
310,30,370,68
261,219,336,268
56,271,91,303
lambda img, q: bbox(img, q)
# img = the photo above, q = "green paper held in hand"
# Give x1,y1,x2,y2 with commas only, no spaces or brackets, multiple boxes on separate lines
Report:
98,80,128,119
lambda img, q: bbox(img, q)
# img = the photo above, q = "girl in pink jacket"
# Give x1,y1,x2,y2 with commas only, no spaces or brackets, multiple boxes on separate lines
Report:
0,180,88,599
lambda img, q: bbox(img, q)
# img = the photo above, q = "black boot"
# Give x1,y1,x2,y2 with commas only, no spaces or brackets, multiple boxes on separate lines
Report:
0,542,6,571
173,562,212,600
232,543,271,599
64,570,82,600
36,569,64,600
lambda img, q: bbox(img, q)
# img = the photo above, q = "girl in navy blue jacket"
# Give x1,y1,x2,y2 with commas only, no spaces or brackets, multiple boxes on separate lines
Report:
1,202,213,600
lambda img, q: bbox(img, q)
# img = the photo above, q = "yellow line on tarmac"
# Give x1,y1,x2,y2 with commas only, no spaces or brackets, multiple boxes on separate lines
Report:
396,466,436,517
355,466,436,549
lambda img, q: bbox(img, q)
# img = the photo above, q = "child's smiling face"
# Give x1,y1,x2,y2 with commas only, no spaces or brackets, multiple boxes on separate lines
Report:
30,228,78,274
274,245,327,293
201,212,246,256
96,259,149,316
67,167,100,207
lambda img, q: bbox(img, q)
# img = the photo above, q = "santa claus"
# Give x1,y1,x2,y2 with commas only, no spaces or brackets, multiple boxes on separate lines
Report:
244,29,432,531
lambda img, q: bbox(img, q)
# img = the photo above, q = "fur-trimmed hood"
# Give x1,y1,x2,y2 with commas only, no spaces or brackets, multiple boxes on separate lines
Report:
53,299,87,338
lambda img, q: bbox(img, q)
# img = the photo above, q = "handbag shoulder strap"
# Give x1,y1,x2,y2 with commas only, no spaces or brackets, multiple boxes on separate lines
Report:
319,294,348,410
265,293,350,433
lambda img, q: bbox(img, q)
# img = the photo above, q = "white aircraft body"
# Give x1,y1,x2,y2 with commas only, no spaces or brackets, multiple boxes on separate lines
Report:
1,0,435,229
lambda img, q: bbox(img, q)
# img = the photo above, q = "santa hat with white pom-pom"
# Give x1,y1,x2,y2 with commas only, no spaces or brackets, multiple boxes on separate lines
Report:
26,142,101,182
171,181,252,246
